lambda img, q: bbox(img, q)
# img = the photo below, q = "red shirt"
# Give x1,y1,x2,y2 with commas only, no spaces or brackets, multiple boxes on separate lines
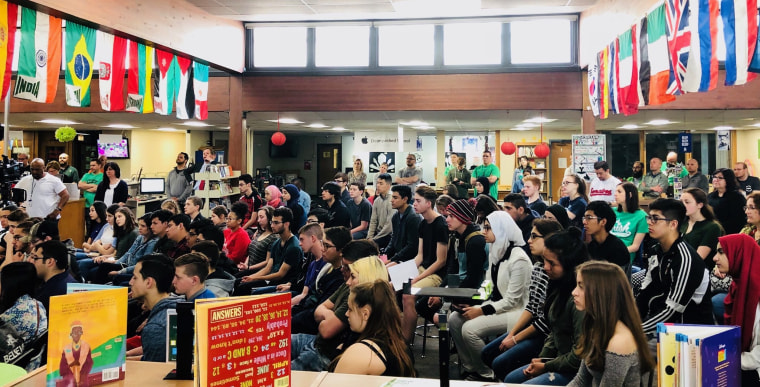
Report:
223,227,251,264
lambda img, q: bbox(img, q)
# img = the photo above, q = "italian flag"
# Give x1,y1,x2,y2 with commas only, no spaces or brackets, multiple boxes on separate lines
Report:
646,4,676,105
13,7,60,103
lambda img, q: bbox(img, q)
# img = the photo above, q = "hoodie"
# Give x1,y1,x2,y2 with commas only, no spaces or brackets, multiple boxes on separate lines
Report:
206,270,236,298
141,296,182,362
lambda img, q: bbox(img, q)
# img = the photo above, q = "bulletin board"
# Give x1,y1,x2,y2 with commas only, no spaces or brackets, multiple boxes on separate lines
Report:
572,134,607,181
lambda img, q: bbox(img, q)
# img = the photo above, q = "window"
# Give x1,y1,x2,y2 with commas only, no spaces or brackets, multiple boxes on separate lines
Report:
378,24,435,66
443,22,502,65
510,19,572,64
253,27,307,67
315,26,370,67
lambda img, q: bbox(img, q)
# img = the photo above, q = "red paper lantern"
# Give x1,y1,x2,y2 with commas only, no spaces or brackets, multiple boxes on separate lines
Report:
500,141,516,155
271,132,286,146
534,143,550,158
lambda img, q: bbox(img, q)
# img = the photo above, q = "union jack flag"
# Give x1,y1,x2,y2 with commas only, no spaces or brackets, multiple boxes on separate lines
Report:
665,0,691,95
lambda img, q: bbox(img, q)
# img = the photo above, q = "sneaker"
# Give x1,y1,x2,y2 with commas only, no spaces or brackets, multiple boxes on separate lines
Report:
464,373,495,382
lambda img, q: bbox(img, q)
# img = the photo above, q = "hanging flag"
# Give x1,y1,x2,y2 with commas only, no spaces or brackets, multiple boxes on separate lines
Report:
627,23,641,113
194,62,209,120
683,0,719,91
750,16,760,72
175,57,195,119
618,28,637,115
96,31,127,111
599,48,609,119
665,0,691,95
608,38,620,115
13,7,60,103
721,0,758,86
64,21,96,107
587,57,600,117
126,41,153,113
0,1,18,100
646,4,676,105
154,49,179,115
638,17,651,105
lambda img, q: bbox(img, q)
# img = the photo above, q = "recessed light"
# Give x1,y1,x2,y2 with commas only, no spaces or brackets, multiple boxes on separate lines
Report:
180,121,212,127
35,119,79,125
510,127,532,131
400,120,428,126
306,123,329,128
516,123,538,128
619,124,641,129
105,124,136,129
331,127,347,131
413,125,435,130
712,125,733,130
523,117,557,123
645,119,674,126
751,122,760,128
156,127,183,132
267,118,303,124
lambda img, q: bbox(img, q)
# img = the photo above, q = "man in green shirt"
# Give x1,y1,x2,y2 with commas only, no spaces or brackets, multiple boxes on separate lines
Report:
470,150,500,198
78,158,103,232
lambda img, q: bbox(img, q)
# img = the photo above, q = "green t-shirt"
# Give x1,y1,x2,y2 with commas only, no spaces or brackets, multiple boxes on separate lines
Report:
80,171,103,208
472,163,500,199
611,208,648,263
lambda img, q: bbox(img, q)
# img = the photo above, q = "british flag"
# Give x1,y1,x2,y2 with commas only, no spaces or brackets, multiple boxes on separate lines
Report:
665,0,691,95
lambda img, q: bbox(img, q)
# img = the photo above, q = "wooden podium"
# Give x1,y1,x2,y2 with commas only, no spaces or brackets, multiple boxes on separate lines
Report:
59,199,85,246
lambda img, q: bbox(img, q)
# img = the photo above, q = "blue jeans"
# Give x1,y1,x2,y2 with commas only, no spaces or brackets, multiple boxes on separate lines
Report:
290,334,331,371
504,364,575,385
481,333,546,382
712,292,728,325
78,259,98,282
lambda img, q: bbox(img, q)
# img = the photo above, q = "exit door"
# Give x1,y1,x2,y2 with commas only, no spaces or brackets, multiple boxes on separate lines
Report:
317,144,341,190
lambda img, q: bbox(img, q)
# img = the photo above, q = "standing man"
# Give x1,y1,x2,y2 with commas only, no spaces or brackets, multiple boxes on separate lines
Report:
522,175,547,216
640,157,669,198
58,153,79,183
384,185,421,265
582,201,629,269
192,147,218,190
78,158,103,232
346,182,371,239
626,161,645,187
588,161,621,204
444,153,459,177
238,174,262,231
17,152,30,175
321,182,350,228
292,177,311,215
448,157,472,199
167,152,193,205
471,150,500,199
396,154,422,190
172,252,216,301
15,158,69,219
682,158,710,193
367,173,394,249
734,162,760,195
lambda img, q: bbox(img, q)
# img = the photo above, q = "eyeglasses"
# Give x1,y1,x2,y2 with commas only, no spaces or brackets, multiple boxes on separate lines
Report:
188,232,198,237
561,181,576,186
529,233,544,240
322,241,336,250
745,205,758,211
582,215,600,221
645,215,673,223
712,176,725,180
270,220,283,225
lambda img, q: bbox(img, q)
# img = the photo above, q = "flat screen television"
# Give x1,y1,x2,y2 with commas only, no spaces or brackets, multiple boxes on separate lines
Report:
140,178,165,195
269,138,298,158
97,138,129,159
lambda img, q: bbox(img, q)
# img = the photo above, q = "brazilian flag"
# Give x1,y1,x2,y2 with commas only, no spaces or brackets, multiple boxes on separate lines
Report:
64,21,96,107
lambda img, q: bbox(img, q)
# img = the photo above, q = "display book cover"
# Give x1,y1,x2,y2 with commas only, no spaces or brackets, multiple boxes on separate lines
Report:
656,323,740,387
194,292,291,387
46,286,128,387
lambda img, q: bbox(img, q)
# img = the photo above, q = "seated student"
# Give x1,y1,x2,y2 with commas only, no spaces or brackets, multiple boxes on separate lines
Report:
210,205,228,231
32,240,78,311
93,213,158,284
166,214,192,260
291,240,389,372
329,280,415,377
235,207,303,295
307,207,329,229
79,204,118,259
504,228,588,386
77,201,108,257
128,253,181,362
292,226,351,335
223,202,251,265
196,221,238,276
712,233,760,385
583,201,630,270
82,207,139,281
149,210,176,256
282,223,328,305
503,193,540,246
192,241,235,297
1,262,48,345
523,175,547,216
346,182,371,240
183,196,205,223
172,252,216,301
568,261,655,387
238,206,277,273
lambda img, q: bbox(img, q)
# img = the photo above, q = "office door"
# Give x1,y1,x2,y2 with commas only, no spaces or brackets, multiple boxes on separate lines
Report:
317,144,341,189
550,141,572,203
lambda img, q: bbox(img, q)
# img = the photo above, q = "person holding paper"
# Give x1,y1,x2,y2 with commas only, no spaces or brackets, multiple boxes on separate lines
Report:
713,233,760,386
566,261,655,387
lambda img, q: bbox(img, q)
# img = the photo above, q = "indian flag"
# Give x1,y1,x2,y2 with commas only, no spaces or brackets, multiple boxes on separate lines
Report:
13,7,60,103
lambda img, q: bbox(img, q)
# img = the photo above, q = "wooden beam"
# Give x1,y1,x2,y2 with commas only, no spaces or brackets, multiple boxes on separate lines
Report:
25,0,245,72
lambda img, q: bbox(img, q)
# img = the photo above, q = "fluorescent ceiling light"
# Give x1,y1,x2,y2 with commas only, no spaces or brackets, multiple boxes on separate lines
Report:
645,119,675,126
105,124,136,129
35,119,79,125
400,120,428,126
267,118,303,124
510,127,532,131
751,122,760,128
156,127,183,132
306,123,329,128
413,125,435,130
331,127,347,131
712,125,733,130
516,123,538,128
523,117,557,124
180,121,212,127
619,124,641,129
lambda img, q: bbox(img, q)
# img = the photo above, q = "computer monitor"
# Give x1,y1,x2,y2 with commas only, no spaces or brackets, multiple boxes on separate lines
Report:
140,178,165,195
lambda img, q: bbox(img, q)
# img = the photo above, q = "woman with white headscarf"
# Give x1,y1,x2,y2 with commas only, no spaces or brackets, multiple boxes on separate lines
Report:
448,211,533,382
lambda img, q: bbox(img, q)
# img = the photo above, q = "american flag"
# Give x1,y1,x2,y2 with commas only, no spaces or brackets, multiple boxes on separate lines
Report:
665,0,691,95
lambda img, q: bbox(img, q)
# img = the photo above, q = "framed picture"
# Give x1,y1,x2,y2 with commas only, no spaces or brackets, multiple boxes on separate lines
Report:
369,152,396,173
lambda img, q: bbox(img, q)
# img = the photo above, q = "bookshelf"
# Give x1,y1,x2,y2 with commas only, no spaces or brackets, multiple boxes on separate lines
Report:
516,144,549,198
193,165,241,217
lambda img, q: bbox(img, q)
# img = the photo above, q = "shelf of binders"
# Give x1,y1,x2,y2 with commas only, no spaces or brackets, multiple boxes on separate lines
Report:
516,144,549,197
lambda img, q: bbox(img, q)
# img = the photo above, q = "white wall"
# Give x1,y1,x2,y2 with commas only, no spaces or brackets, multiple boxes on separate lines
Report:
342,134,438,186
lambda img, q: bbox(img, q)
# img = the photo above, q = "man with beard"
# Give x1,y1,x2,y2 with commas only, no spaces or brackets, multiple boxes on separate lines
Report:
58,153,79,183
625,161,644,187
167,152,193,205
395,154,423,191
682,158,709,193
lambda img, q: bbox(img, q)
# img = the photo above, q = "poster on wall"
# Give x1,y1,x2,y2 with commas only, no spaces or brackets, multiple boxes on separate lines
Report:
572,134,607,181
369,152,396,173
717,131,730,151
354,131,416,153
